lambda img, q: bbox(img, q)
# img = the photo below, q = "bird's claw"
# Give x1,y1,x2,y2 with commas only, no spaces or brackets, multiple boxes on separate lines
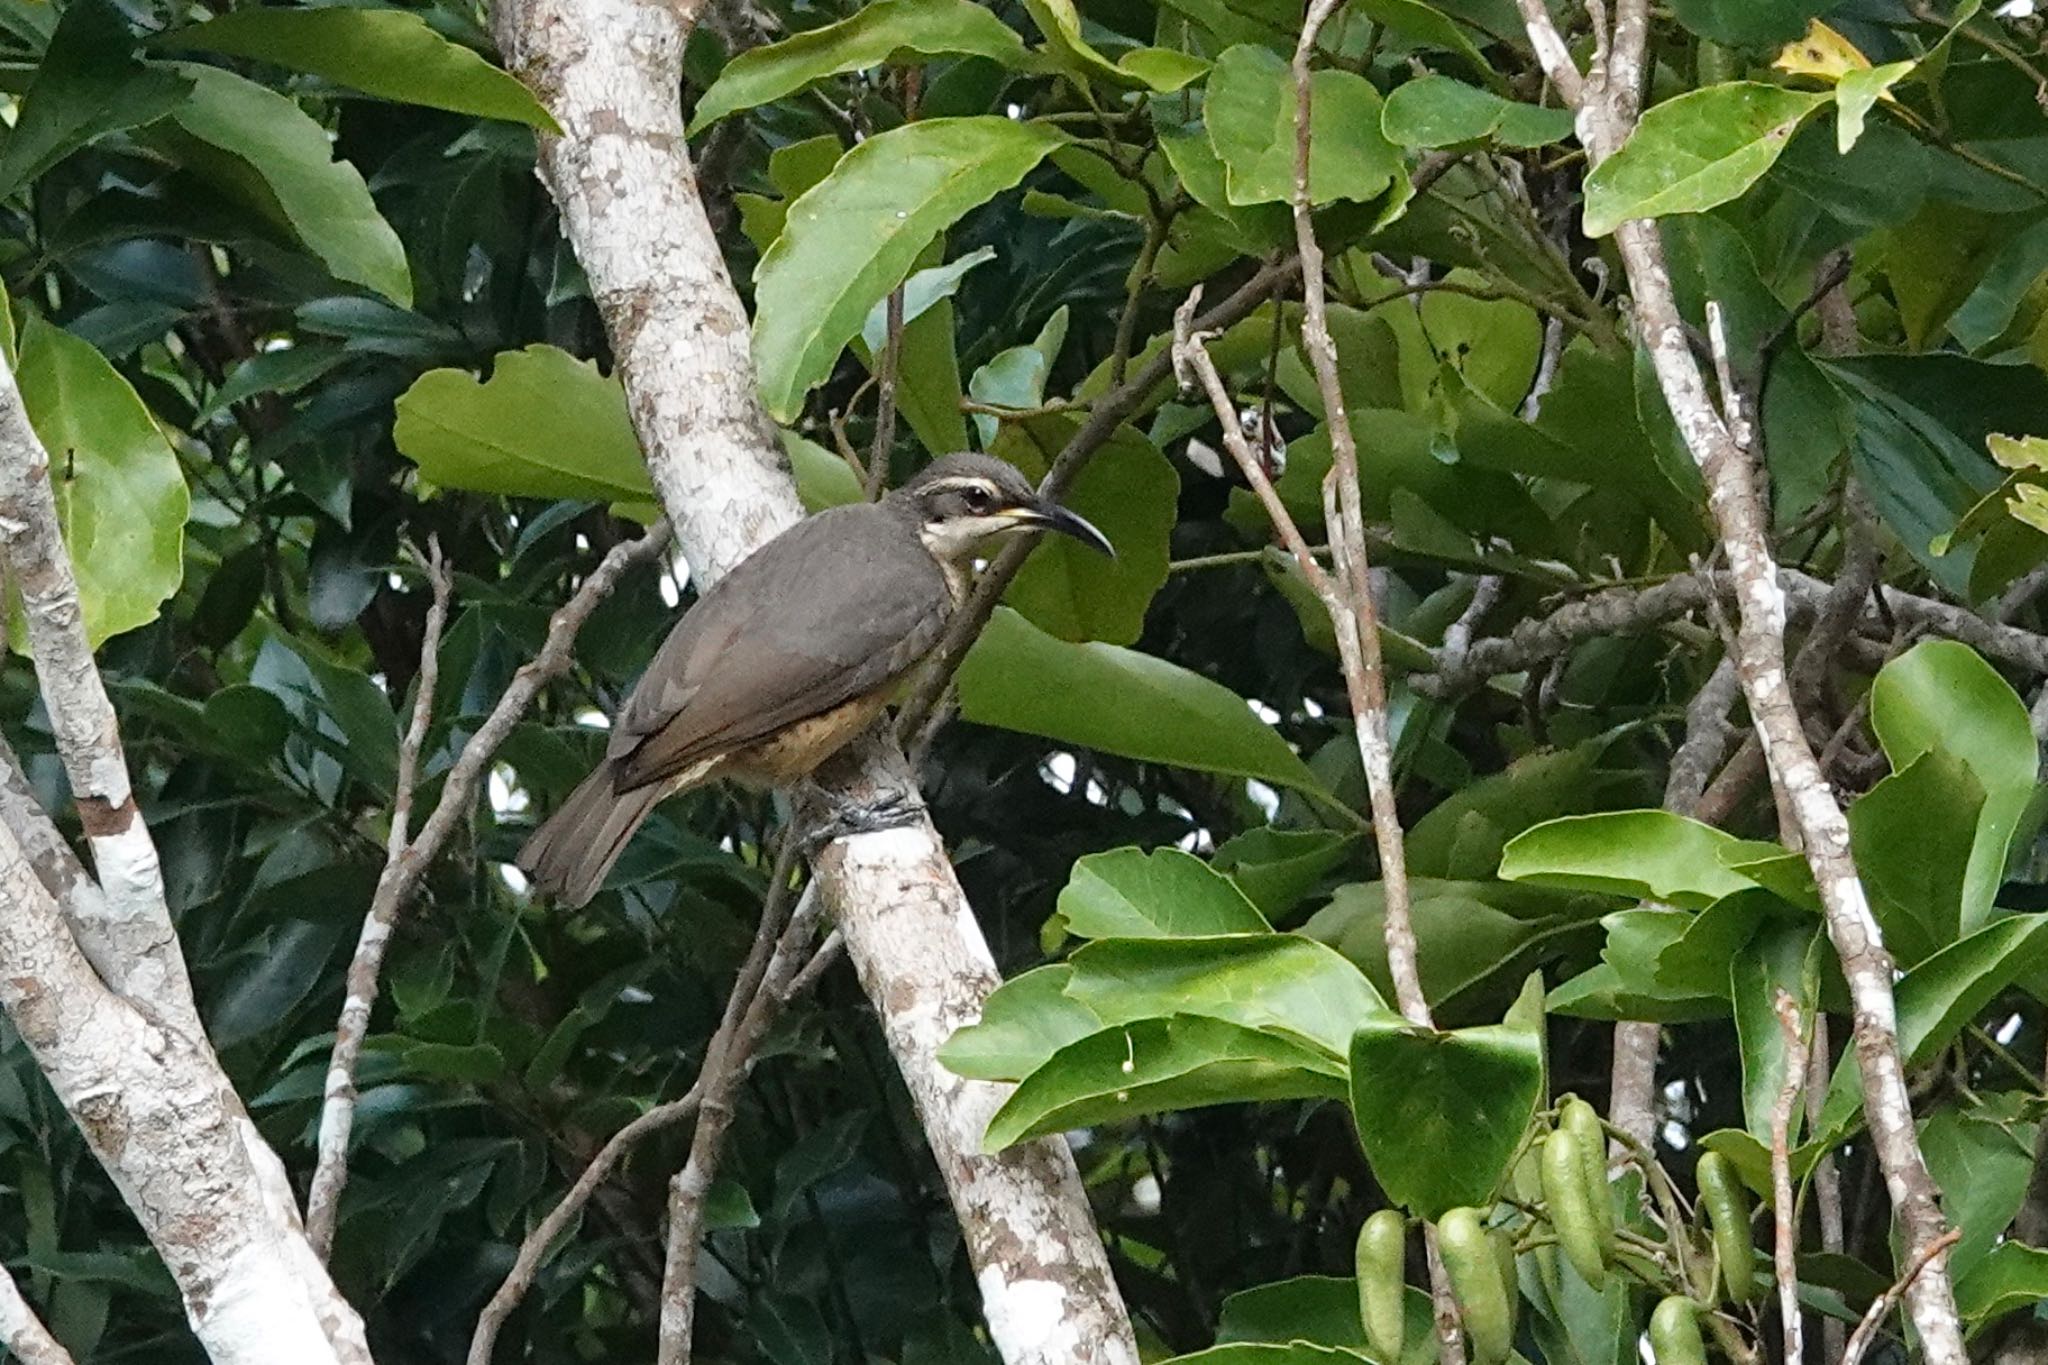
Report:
795,784,928,854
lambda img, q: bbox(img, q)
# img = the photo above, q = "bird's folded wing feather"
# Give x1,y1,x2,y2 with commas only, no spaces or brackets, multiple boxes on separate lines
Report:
606,506,951,792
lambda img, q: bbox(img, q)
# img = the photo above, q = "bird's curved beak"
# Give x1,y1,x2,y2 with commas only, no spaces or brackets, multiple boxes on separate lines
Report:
1009,501,1116,558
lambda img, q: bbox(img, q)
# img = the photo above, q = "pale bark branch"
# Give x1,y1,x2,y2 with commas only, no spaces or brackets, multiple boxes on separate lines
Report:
0,337,368,1363
0,1261,74,1365
0,358,197,1036
1841,1228,1962,1365
1770,992,1809,1365
491,2,1139,1358
306,523,670,1255
1508,4,1968,1354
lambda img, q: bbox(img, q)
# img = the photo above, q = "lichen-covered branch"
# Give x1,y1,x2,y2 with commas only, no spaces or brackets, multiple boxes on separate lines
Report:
1511,6,1966,1357
0,1261,73,1365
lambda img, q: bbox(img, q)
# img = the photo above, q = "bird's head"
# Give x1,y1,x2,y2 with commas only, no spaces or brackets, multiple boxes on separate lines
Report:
896,453,1115,566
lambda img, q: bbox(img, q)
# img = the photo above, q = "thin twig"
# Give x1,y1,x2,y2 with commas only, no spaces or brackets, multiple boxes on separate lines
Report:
306,539,454,1258
1840,1228,1963,1365
306,523,671,1256
897,254,1305,742
658,863,827,1364
1771,990,1810,1365
868,287,904,497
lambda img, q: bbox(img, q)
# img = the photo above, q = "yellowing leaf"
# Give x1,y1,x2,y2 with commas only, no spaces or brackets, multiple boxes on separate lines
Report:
1772,19,1870,82
1990,433,2048,472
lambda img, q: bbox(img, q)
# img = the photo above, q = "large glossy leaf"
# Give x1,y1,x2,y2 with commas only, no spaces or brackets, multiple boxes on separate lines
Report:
0,0,193,200
1065,935,1385,1059
1870,641,2035,937
1406,731,1635,880
1346,976,1544,1219
1548,908,1731,1022
1956,1242,2048,1328
752,117,1063,420
395,345,652,509
14,318,189,648
1920,1100,2037,1282
1849,751,1983,966
693,0,1028,130
1018,0,1206,91
1206,45,1399,207
956,608,1338,803
1381,76,1574,150
995,418,1176,645
938,966,1100,1082
1499,810,1774,909
1356,0,1495,83
1730,919,1822,1142
983,1015,1347,1150
1162,1345,1368,1364
155,64,412,304
1213,827,1357,920
1056,847,1271,939
1670,0,1838,44
1582,83,1827,237
153,8,555,128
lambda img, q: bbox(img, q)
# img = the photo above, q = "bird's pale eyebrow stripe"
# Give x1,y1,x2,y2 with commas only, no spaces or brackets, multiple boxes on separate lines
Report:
918,477,1006,498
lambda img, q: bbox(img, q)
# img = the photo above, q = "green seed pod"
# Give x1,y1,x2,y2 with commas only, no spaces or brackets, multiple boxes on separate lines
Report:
1648,1295,1708,1365
1436,1207,1515,1365
1559,1096,1616,1258
1695,1150,1759,1303
1490,1223,1521,1344
1540,1123,1609,1288
1355,1209,1407,1365
1516,1137,1562,1307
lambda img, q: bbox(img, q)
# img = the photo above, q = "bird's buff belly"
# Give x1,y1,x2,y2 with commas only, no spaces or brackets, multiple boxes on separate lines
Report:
718,689,894,787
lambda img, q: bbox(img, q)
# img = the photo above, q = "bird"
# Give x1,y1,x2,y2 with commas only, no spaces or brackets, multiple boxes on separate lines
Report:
516,452,1114,906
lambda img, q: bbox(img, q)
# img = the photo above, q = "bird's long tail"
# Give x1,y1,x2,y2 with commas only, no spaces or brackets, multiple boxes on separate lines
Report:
516,764,665,908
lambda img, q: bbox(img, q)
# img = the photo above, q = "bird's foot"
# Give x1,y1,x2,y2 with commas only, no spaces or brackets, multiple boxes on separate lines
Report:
793,782,928,853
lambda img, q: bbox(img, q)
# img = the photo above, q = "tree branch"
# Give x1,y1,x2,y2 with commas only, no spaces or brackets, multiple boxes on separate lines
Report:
1770,991,1809,1365
492,1,1140,1358
1507,3,1968,1352
0,356,198,1036
0,1262,73,1365
306,522,670,1256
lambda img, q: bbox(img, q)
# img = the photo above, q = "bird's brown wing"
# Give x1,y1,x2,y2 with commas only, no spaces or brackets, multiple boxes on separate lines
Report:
606,503,952,792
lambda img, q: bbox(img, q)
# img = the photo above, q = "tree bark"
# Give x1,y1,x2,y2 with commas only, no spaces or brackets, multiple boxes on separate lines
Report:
0,349,370,1364
489,2,1140,1359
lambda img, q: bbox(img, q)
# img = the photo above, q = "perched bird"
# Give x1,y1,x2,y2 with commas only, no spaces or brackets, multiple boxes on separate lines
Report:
517,453,1113,906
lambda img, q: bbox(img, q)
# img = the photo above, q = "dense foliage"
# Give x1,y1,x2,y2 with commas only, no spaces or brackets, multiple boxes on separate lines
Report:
0,0,2046,1360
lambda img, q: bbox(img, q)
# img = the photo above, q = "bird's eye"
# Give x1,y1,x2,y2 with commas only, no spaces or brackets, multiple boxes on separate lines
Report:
964,486,994,513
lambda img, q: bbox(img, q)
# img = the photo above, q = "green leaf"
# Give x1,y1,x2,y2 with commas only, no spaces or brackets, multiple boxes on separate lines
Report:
1548,908,1731,1022
1206,45,1400,206
1163,1346,1372,1364
395,345,653,508
1216,1276,1367,1350
939,966,1101,1082
0,0,194,201
1730,919,1822,1143
1066,935,1386,1058
859,246,996,354
1213,827,1357,921
1382,76,1574,150
1499,811,1773,909
783,432,863,512
1670,0,1837,45
1871,641,2035,938
399,1041,506,1084
984,1015,1347,1149
956,607,1338,803
1347,975,1544,1219
154,64,412,304
1582,83,1827,237
1897,913,2048,1066
14,318,189,649
1920,1100,2037,1282
752,117,1063,421
152,8,556,129
1956,1242,2048,1328
996,418,1177,645
1356,0,1497,84
1019,0,1207,91
690,0,1028,130
970,305,1068,441
1849,750,1984,966
1836,60,1914,153
1406,733,1633,880
1057,847,1271,939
